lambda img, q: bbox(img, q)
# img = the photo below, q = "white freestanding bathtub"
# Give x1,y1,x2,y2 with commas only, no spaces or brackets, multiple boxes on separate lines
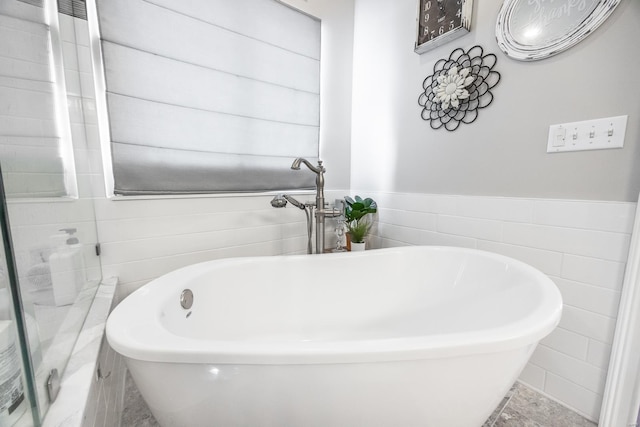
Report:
107,246,562,427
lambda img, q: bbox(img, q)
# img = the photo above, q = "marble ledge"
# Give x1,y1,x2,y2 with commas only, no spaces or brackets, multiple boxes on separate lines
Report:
42,277,118,427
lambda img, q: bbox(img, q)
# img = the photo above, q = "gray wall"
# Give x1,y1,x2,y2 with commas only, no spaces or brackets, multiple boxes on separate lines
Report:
350,0,640,202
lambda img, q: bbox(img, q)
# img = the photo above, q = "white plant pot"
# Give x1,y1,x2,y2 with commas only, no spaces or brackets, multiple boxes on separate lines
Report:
351,242,366,252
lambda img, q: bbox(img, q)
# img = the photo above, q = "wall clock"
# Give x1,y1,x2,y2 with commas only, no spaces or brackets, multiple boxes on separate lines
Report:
415,0,473,54
496,0,621,61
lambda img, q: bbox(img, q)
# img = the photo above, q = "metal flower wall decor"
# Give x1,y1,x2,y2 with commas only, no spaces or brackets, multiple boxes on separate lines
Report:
418,45,501,131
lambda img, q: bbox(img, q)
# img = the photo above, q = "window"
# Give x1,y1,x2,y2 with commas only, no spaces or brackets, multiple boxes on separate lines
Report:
0,0,76,198
95,0,320,195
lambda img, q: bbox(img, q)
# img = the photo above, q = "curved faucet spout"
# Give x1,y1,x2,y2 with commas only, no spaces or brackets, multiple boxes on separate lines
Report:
290,157,333,254
291,157,323,174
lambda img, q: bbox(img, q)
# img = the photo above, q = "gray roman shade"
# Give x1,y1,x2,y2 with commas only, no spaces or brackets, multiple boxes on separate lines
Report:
0,1,67,198
96,0,320,195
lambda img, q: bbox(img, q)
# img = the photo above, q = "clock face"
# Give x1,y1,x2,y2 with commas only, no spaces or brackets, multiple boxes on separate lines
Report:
418,0,463,44
415,0,472,53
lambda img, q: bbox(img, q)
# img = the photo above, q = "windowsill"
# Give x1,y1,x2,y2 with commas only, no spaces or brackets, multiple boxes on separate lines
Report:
6,196,79,205
105,189,316,201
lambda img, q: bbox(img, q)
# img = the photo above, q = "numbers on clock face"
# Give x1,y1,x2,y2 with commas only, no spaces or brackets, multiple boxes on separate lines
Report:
418,0,463,45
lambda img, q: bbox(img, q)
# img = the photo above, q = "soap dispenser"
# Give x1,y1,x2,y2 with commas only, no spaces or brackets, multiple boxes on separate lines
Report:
49,228,86,306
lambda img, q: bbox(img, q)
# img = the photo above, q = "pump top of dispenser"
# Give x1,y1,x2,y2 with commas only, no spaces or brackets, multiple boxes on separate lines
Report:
59,228,79,245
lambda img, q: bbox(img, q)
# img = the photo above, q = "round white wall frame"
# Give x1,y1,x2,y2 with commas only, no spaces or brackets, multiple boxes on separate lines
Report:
496,0,621,61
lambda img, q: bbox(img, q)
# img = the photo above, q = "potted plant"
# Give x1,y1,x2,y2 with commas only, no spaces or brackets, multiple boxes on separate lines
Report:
344,195,377,251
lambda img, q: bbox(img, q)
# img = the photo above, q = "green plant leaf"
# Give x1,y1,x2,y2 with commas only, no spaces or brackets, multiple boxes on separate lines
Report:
344,195,377,231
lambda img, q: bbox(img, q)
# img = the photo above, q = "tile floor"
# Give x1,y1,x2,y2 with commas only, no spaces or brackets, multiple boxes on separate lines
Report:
483,383,596,427
122,372,597,427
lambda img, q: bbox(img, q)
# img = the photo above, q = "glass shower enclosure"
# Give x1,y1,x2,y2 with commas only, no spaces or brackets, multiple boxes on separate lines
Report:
0,0,103,425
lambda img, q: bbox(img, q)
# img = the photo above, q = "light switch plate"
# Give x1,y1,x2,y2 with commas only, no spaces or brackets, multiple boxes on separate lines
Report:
547,115,627,153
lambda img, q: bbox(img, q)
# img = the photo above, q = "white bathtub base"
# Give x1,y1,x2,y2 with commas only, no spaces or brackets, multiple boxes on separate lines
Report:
127,344,535,427
108,247,562,427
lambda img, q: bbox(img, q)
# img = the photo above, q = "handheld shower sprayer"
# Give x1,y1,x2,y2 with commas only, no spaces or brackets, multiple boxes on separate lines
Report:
270,195,287,208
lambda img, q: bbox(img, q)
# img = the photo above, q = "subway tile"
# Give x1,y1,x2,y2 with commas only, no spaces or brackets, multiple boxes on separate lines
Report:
562,254,626,291
405,193,445,214
519,362,546,390
102,241,284,285
93,194,297,220
436,215,502,241
7,199,97,226
376,237,410,249
93,381,107,427
586,339,613,369
376,223,477,248
432,195,458,215
367,192,435,214
533,200,635,233
559,305,617,344
280,236,308,255
97,209,304,243
502,222,631,262
11,220,97,254
540,327,589,360
357,192,393,209
475,240,563,277
530,344,607,394
454,196,534,223
544,372,602,422
419,231,477,248
377,207,436,230
100,224,287,265
552,277,621,318
116,281,148,300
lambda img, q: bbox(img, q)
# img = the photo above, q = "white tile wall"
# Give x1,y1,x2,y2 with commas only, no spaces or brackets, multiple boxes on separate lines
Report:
361,191,635,422
95,190,348,299
82,336,126,427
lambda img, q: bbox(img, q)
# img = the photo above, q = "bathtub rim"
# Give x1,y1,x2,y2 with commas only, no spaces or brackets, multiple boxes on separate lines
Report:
107,246,563,365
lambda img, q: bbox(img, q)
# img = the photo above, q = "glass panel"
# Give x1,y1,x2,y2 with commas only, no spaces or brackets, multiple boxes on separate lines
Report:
0,0,103,423
0,172,39,427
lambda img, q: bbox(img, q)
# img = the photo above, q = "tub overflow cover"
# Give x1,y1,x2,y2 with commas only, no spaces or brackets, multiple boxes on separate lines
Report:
180,289,193,310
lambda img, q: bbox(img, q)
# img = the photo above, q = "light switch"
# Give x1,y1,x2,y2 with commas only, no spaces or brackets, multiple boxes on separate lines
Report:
547,115,627,153
552,127,566,147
